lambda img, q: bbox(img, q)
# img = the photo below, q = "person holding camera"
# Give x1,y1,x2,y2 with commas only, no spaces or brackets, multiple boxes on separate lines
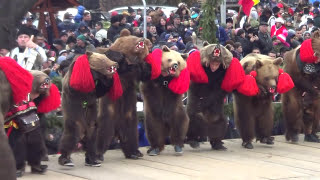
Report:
257,22,273,55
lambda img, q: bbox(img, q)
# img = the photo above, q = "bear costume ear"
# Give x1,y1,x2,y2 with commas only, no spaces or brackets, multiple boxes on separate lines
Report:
86,51,93,57
162,45,170,52
255,60,263,69
203,41,209,47
273,57,283,66
180,53,188,60
312,30,320,39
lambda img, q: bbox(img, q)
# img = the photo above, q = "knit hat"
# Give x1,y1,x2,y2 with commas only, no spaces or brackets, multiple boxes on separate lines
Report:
275,17,284,24
17,26,32,37
77,34,86,42
277,34,290,47
111,15,119,24
128,6,135,13
111,11,118,17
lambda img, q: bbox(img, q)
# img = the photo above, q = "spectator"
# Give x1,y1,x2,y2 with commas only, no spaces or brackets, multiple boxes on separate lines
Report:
107,15,120,42
74,5,85,24
233,42,243,60
127,6,136,24
268,50,277,59
295,27,304,43
172,14,186,40
58,12,77,33
236,29,252,56
71,34,96,54
216,24,229,46
270,17,287,37
59,32,68,44
52,39,66,55
252,47,261,54
303,31,311,40
257,21,273,55
307,18,315,33
95,22,108,44
156,17,167,36
10,27,47,70
314,8,320,28
82,11,92,29
285,18,294,30
66,36,76,50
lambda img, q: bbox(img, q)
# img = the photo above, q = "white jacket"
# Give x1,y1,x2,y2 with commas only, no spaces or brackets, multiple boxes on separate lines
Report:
95,29,108,43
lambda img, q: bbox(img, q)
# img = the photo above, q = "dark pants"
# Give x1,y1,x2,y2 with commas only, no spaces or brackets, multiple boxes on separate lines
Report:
7,127,45,170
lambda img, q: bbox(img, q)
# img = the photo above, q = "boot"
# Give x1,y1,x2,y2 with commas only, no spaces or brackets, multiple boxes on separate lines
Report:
174,145,183,156
31,165,48,174
58,155,74,167
147,148,160,156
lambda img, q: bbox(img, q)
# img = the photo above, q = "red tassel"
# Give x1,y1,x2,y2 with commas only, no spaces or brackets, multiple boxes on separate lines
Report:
237,71,259,96
168,68,190,94
221,58,245,92
37,84,61,113
0,57,33,104
69,55,95,93
277,68,294,94
187,50,208,83
145,49,162,80
300,39,317,63
107,72,123,101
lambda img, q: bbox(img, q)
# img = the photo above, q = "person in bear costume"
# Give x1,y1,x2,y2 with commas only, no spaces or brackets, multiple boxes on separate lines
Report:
95,29,161,160
140,46,190,156
0,57,33,180
186,42,245,150
58,52,122,167
234,53,294,149
282,31,320,143
5,70,61,177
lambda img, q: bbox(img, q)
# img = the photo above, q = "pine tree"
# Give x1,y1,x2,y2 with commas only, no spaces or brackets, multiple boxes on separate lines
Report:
200,0,223,43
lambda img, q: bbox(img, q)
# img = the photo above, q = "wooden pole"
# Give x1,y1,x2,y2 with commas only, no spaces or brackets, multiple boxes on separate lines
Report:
38,12,48,39
47,0,59,39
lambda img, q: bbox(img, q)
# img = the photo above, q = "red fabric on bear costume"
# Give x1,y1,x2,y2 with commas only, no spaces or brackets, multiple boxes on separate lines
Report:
37,83,61,113
221,58,245,92
69,55,95,93
237,71,259,96
107,72,123,101
168,68,190,94
300,39,317,63
187,50,208,83
0,57,33,104
277,68,294,93
145,49,162,80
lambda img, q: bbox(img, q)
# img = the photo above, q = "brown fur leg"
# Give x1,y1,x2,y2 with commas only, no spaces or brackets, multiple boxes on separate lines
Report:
26,128,46,167
186,111,207,142
96,99,116,157
255,103,274,144
312,99,320,135
169,106,189,147
282,89,303,141
82,105,98,161
118,109,140,159
144,112,166,151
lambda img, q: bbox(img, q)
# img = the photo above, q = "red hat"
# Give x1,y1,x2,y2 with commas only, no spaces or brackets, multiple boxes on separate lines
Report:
111,11,118,17
0,57,33,104
300,39,317,63
277,3,284,8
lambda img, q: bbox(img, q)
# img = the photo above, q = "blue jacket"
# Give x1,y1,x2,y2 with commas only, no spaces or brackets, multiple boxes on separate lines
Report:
216,26,229,45
74,6,85,23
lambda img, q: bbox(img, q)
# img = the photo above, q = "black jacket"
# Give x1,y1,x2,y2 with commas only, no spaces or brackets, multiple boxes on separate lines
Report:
257,31,273,55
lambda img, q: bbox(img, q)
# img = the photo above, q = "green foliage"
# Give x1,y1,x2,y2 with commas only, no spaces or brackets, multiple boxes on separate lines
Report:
200,0,223,43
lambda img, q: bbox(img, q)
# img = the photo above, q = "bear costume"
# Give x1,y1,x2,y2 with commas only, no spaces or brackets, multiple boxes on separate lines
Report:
58,52,122,167
140,46,190,156
95,30,161,160
6,70,61,177
282,34,320,143
186,42,245,150
234,54,294,149
0,57,33,180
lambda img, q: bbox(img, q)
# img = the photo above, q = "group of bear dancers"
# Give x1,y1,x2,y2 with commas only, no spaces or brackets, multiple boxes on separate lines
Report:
1,29,320,179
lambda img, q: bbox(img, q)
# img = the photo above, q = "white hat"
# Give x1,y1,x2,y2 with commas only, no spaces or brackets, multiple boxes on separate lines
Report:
275,17,284,24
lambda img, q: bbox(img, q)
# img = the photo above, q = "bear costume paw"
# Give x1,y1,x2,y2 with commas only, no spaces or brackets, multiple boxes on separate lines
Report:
257,137,274,145
85,157,101,167
31,164,48,174
286,133,299,143
242,142,253,149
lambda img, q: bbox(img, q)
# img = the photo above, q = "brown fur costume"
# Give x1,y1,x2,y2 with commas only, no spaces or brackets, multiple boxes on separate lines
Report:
96,30,155,160
58,52,119,167
234,54,283,149
140,46,190,156
0,71,17,180
186,43,245,150
282,32,320,143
